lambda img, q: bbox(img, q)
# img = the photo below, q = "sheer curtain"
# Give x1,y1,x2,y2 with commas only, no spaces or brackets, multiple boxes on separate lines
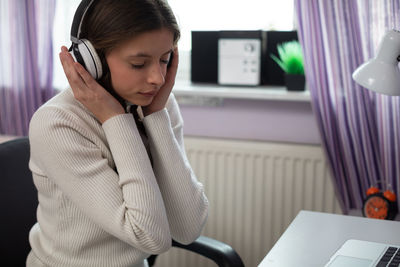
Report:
294,0,400,214
0,0,56,136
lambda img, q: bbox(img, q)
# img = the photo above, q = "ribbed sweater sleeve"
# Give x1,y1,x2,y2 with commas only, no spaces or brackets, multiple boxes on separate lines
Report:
143,95,209,244
29,106,171,255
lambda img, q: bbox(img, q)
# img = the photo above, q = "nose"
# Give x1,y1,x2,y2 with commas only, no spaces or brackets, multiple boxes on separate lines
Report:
147,64,165,87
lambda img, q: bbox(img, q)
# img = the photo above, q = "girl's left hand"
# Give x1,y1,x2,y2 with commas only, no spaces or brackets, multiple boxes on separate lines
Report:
142,47,179,116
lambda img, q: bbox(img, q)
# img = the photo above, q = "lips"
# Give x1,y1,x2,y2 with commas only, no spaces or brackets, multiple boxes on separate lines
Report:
139,91,157,97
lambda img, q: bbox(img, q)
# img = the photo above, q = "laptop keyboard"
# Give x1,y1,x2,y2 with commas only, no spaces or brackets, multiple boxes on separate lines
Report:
376,246,400,267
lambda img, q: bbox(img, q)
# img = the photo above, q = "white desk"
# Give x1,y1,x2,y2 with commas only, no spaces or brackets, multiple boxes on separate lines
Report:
258,210,400,266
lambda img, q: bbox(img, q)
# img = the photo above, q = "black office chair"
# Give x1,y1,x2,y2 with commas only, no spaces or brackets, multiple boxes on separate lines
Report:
0,137,37,266
0,137,244,267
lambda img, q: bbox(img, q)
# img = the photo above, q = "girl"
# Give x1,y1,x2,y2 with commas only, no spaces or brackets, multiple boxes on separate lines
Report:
26,0,209,266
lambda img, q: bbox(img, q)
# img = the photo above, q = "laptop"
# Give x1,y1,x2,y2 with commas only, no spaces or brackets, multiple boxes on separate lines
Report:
324,239,400,267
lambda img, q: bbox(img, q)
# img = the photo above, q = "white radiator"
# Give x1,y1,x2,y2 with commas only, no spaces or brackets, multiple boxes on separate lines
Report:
154,137,342,267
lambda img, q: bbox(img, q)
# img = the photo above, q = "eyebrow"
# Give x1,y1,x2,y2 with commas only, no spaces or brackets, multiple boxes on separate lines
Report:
127,49,173,58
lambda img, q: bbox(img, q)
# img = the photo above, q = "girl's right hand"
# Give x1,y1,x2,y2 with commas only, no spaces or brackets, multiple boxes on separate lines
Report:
59,46,125,124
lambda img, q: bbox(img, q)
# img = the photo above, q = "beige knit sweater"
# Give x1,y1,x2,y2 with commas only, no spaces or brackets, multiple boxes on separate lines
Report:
26,88,209,267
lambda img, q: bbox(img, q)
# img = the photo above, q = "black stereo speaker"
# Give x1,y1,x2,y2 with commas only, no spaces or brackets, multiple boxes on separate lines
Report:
191,31,219,83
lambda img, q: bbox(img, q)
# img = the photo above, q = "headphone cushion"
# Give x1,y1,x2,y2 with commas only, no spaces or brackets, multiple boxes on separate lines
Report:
77,39,103,79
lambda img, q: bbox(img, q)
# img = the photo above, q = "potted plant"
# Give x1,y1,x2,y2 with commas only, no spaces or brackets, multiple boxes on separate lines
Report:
270,40,305,91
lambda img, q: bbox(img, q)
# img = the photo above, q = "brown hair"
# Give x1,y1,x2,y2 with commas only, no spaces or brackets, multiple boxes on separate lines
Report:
79,0,180,95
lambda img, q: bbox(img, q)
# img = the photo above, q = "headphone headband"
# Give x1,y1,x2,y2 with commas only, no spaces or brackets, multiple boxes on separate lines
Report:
70,0,95,44
69,0,103,79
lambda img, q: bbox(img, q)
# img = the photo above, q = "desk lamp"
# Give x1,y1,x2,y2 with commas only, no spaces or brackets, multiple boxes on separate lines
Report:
352,30,400,220
352,29,400,96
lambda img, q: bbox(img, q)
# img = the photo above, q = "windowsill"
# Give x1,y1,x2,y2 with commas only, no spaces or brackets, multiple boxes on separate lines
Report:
173,80,311,102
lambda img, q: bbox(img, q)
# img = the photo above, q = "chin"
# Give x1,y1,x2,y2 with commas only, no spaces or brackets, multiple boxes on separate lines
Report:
141,102,152,107
130,97,154,107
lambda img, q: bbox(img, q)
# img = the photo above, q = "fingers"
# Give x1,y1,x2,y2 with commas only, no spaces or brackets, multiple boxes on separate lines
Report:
59,47,73,75
168,47,179,76
59,46,77,80
59,46,75,67
59,48,81,85
74,61,97,88
59,46,95,91
164,47,179,87
171,46,179,69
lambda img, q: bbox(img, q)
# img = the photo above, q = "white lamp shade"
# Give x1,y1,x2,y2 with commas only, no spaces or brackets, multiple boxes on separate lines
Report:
352,29,400,96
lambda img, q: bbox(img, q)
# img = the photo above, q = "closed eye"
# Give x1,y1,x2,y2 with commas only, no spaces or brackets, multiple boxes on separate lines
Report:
161,52,172,65
131,63,145,69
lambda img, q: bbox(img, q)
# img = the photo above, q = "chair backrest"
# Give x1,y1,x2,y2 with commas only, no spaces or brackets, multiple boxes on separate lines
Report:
0,137,37,266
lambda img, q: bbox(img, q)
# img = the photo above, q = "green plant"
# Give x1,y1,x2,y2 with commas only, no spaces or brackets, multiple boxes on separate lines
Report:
270,41,304,75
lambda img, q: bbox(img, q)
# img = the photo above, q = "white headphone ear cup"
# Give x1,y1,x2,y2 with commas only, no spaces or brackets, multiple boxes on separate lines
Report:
77,39,103,79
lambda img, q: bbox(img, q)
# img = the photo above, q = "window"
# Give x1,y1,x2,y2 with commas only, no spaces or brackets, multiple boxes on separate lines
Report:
52,0,81,90
52,0,295,89
168,0,295,51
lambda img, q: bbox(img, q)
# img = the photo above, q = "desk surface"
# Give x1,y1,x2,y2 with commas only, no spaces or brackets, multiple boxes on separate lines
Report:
258,210,400,267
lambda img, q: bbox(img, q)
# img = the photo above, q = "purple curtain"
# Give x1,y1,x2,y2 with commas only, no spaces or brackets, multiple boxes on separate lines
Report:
294,0,400,214
0,0,56,136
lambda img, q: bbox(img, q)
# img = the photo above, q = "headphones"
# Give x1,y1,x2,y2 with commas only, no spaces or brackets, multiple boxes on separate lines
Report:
69,0,103,80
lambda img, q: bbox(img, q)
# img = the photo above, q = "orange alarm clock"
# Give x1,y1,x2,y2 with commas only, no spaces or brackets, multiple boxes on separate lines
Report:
362,185,398,220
